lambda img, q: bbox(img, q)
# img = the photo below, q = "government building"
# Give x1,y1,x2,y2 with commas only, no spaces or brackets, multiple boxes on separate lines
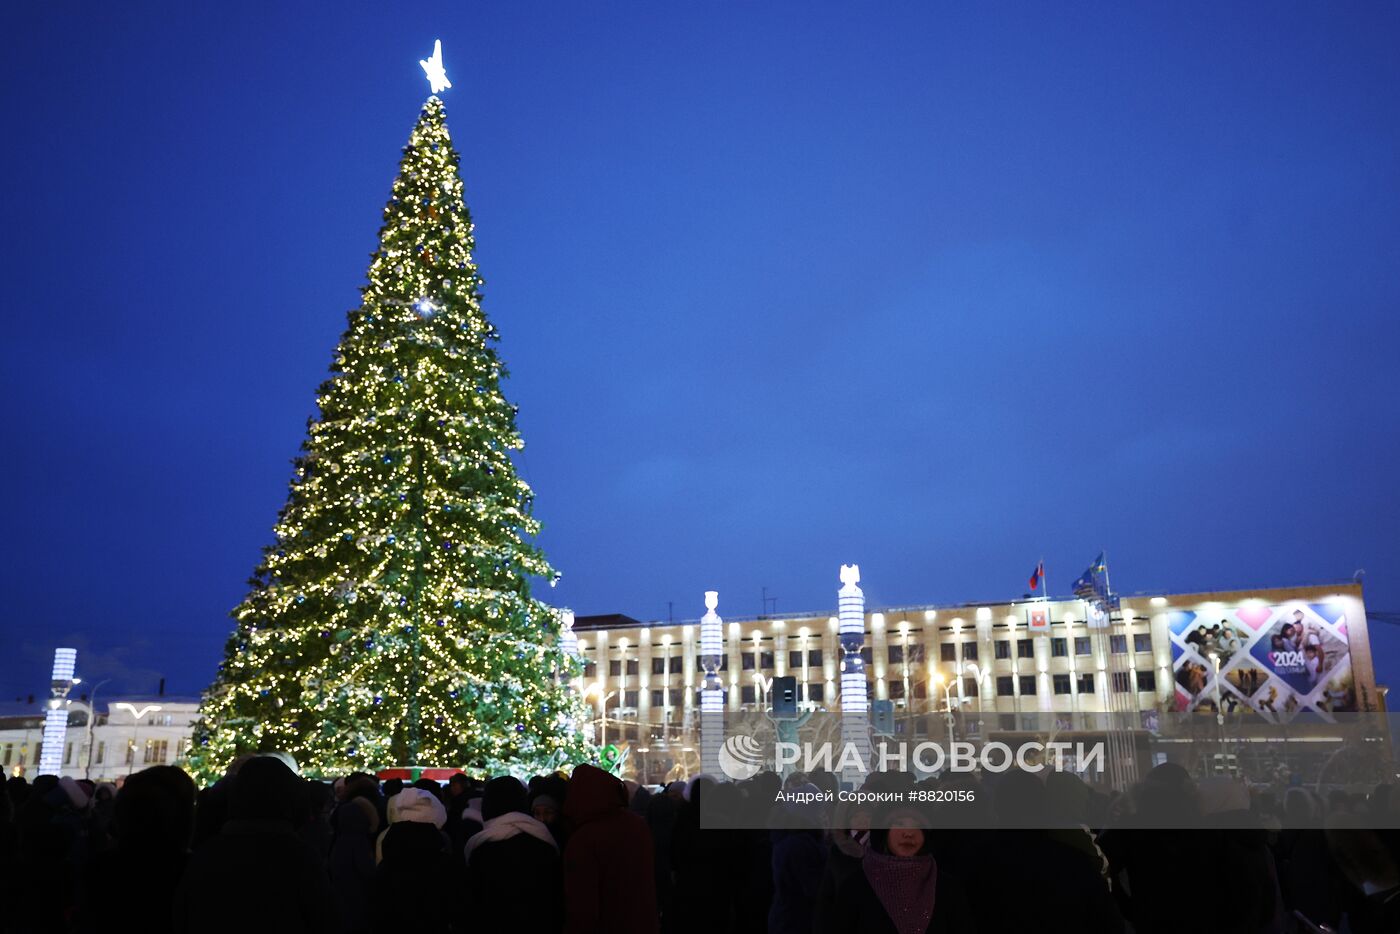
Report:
568,579,1384,784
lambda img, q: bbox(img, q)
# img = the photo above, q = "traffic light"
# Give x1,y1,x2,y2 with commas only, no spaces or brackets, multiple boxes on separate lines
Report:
772,676,798,718
873,698,895,735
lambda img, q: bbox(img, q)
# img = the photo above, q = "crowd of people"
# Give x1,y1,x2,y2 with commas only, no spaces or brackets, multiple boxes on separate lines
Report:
2,756,1398,934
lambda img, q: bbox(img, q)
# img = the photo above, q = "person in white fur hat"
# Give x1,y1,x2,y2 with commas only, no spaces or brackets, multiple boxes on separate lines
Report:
369,785,457,932
374,786,446,863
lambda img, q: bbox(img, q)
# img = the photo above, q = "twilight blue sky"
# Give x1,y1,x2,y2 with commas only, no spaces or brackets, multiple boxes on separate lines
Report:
3,3,1398,699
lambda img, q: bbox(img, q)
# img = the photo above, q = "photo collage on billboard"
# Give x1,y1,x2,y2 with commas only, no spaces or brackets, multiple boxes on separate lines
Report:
1167,599,1357,721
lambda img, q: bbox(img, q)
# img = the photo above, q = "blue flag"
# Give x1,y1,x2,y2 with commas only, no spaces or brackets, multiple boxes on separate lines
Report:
1072,552,1108,599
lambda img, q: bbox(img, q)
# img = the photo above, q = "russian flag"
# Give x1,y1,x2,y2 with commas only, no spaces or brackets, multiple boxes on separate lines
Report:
1029,561,1044,591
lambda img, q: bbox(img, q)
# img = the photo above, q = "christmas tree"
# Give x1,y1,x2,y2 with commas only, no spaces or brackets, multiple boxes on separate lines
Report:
188,75,588,782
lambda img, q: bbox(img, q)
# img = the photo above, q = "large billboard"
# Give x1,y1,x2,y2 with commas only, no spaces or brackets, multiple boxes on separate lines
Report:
1168,598,1358,720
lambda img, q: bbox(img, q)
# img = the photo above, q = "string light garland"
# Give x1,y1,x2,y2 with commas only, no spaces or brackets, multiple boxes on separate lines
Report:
186,86,589,783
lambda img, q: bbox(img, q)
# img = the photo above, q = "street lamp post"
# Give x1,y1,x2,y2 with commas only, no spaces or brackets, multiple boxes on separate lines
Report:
83,679,111,781
932,673,956,748
584,683,618,750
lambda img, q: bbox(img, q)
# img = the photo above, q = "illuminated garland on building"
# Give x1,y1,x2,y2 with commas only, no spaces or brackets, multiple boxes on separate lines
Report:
187,92,589,783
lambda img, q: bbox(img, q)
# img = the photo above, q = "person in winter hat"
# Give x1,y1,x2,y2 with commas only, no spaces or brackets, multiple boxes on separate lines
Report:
821,805,974,934
79,765,195,934
563,764,658,934
369,787,458,933
173,756,338,934
462,776,562,932
374,786,446,863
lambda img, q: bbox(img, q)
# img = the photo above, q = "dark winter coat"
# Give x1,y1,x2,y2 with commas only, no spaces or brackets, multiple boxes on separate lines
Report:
970,830,1124,934
175,758,337,934
1274,828,1343,930
369,821,459,934
667,794,735,933
326,800,377,934
173,818,339,934
768,829,826,934
465,819,562,933
820,861,974,934
1100,826,1272,934
562,764,659,934
814,835,866,930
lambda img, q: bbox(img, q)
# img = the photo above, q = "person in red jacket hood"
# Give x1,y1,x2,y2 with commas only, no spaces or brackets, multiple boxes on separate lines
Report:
562,764,659,934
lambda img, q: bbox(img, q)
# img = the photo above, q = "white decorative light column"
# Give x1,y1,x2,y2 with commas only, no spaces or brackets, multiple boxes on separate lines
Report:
699,591,725,777
559,608,578,660
39,648,78,775
838,566,871,786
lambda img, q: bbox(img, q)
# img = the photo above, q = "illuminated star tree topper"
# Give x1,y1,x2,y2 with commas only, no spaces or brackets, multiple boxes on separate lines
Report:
420,39,451,94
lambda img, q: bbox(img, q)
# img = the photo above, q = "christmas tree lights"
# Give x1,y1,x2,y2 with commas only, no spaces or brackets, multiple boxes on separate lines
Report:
187,83,588,782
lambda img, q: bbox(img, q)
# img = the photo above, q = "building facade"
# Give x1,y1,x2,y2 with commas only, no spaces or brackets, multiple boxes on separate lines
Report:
571,582,1381,782
0,698,200,782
